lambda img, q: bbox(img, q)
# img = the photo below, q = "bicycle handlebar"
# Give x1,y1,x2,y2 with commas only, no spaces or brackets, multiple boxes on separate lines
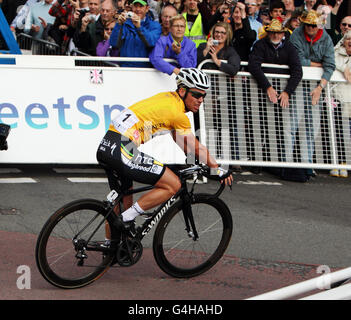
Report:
178,164,232,182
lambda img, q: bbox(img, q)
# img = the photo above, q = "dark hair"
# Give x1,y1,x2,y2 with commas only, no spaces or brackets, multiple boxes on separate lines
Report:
269,0,285,12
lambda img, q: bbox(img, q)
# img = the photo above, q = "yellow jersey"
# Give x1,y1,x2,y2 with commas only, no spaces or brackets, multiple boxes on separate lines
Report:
109,91,192,146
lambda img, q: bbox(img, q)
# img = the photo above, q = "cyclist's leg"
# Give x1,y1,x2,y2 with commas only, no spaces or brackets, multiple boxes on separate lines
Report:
120,167,181,222
136,167,181,211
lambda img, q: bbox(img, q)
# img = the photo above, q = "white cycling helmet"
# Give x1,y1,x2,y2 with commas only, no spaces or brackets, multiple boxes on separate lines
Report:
176,68,210,91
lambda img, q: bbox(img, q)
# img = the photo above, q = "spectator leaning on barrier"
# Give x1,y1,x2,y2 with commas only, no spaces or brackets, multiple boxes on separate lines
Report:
330,30,351,178
230,1,256,62
248,19,303,108
149,14,197,75
159,3,178,35
197,21,240,76
182,0,211,48
109,0,162,67
290,9,335,106
290,9,335,170
23,0,56,40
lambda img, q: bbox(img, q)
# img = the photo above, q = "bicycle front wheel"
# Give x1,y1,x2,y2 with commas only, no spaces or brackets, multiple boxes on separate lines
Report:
35,199,118,289
153,195,233,278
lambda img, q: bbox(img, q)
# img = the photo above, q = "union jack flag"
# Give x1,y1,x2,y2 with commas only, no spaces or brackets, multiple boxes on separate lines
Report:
90,69,103,84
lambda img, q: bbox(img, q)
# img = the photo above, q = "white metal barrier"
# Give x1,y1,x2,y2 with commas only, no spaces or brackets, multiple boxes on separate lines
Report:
199,61,351,170
0,54,350,170
247,266,351,300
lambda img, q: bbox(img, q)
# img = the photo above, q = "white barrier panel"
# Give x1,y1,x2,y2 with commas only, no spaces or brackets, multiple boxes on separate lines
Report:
0,55,189,164
200,65,351,170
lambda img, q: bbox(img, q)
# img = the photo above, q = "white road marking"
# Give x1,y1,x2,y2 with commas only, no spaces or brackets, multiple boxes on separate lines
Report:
53,168,104,173
237,180,282,185
0,178,36,183
67,177,108,183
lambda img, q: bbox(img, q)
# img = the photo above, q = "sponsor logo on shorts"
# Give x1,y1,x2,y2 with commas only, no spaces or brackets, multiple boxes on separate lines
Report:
121,153,163,174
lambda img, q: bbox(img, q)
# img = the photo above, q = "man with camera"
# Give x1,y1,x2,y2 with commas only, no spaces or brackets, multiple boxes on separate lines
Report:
109,0,161,67
72,0,105,55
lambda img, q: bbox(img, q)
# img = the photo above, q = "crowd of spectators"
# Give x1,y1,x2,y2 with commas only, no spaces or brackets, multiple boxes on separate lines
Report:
1,0,350,177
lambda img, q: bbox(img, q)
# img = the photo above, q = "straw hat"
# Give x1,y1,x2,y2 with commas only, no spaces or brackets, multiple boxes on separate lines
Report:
299,10,320,25
264,19,288,33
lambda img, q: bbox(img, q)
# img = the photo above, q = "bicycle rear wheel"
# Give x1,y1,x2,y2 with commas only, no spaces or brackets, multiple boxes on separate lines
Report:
153,195,233,278
35,199,118,289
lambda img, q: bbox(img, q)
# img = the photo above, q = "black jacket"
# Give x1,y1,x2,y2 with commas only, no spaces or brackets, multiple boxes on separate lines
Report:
73,16,104,56
197,43,241,77
230,17,256,63
248,37,303,95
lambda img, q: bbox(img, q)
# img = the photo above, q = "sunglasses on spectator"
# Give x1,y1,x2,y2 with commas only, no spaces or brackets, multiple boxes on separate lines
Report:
305,23,317,28
105,27,114,31
342,23,351,28
189,90,207,99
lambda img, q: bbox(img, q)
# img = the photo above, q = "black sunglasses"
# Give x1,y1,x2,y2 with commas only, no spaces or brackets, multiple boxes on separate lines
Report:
342,23,351,28
188,90,207,99
305,23,317,28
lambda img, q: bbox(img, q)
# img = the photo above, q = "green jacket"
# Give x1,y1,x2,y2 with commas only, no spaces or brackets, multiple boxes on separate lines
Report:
290,26,336,81
183,13,206,48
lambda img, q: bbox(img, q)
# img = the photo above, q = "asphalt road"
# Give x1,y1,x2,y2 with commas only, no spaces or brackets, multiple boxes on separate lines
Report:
0,165,350,301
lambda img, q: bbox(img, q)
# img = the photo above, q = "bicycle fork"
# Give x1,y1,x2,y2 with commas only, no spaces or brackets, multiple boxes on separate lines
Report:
182,194,199,241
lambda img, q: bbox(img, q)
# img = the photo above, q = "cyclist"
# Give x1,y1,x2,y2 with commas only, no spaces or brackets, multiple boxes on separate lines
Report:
96,67,233,229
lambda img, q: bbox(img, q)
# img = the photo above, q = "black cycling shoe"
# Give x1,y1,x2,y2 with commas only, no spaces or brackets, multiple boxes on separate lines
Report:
114,215,135,232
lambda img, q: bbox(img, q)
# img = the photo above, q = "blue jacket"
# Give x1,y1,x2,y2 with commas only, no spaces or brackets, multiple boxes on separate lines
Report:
149,34,197,75
290,26,335,81
109,16,161,67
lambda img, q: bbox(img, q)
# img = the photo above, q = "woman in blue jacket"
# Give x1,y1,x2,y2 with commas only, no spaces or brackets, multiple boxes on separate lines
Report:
109,0,161,68
149,14,197,75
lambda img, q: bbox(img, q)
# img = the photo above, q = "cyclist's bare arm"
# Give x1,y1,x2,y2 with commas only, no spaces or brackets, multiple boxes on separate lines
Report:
172,131,217,167
172,131,233,185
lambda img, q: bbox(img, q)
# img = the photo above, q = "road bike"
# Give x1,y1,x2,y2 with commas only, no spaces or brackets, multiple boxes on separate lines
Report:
35,164,233,289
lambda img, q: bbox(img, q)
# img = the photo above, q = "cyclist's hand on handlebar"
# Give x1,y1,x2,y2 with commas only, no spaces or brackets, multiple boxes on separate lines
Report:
215,167,233,186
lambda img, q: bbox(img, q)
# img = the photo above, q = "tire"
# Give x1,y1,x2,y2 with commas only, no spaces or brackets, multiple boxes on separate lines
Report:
153,195,233,278
35,199,118,289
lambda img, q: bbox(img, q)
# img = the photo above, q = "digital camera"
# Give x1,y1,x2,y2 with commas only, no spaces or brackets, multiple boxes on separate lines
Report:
212,40,219,46
126,11,133,18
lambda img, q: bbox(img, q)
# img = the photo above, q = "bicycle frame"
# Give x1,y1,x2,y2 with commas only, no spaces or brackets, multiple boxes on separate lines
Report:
106,177,191,242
